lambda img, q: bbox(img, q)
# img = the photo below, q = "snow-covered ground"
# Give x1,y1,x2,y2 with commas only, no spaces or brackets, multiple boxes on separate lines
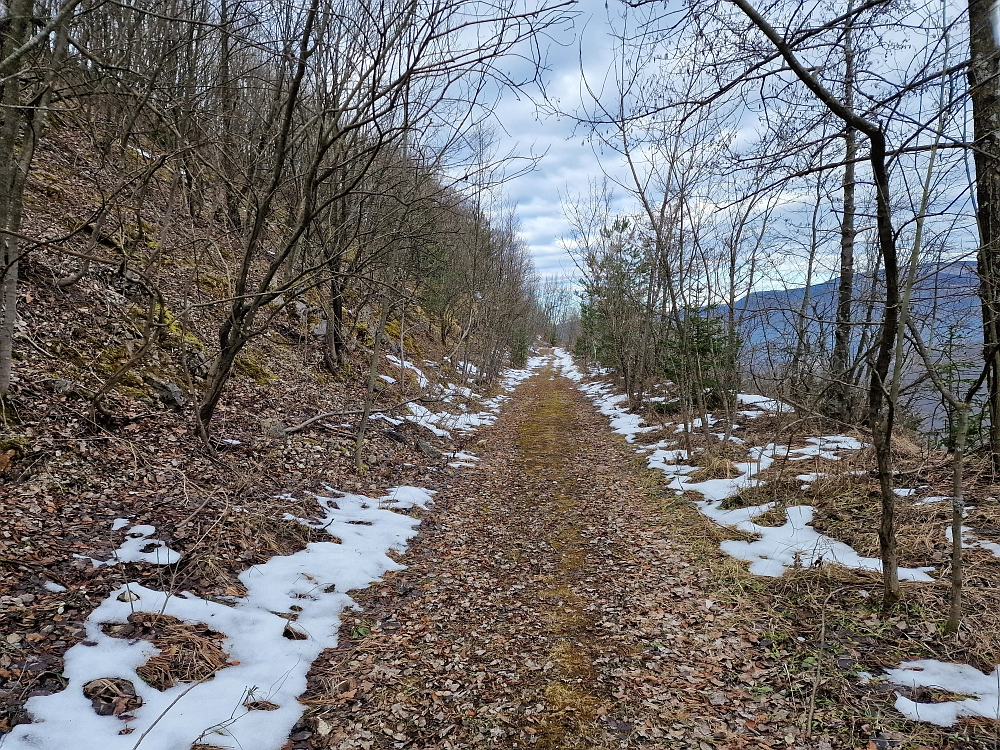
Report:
885,660,1000,726
5,488,434,750
386,355,429,388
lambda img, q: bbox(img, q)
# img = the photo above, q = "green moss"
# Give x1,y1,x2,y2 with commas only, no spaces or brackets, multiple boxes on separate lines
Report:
130,303,204,351
195,272,228,296
232,354,276,385
0,436,29,454
354,322,372,347
384,319,419,354
115,385,149,400
93,345,130,377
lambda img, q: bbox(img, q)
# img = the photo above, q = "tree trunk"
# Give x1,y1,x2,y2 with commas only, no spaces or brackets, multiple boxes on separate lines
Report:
0,0,53,396
324,276,347,372
968,0,1000,471
355,296,391,469
832,130,856,419
731,0,902,607
832,4,856,422
198,316,249,428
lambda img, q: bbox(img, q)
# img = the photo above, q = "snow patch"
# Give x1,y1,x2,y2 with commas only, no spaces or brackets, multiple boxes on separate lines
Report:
74,525,181,568
946,524,1000,558
386,355,429,388
555,348,934,582
886,659,1000,726
736,393,793,413
7,487,429,750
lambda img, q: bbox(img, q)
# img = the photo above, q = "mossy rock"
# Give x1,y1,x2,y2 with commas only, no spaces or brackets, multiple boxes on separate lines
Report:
232,354,276,385
129,303,204,352
93,345,131,377
385,319,419,355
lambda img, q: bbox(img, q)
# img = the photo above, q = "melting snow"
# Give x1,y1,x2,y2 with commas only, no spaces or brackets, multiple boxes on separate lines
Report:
708,505,932,581
946,525,1000,558
736,393,793,413
916,495,949,506
74,525,181,568
885,660,1000,726
551,348,934,581
386,355,429,388
6,487,431,750
399,357,545,441
447,451,480,469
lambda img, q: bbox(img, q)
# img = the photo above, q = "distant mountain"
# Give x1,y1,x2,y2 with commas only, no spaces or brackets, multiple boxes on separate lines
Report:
729,260,981,354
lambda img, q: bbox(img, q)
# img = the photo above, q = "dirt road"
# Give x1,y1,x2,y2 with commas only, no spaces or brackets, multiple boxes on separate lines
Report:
292,362,822,749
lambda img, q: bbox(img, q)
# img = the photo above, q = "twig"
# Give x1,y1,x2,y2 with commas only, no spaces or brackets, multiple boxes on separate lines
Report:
807,588,839,736
285,411,355,435
13,331,53,358
131,678,206,750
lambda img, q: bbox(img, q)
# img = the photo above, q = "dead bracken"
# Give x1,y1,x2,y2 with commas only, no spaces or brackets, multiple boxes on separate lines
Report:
101,613,231,691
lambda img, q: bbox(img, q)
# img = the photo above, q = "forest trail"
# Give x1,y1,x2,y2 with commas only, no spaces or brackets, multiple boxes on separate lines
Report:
297,358,809,749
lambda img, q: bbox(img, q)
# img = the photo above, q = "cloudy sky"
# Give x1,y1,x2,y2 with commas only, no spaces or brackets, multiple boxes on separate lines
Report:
489,0,623,281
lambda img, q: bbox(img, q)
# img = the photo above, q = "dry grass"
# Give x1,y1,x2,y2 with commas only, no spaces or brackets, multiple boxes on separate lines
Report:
624,388,1000,746
103,612,231,690
173,500,322,601
684,458,740,482
719,473,805,510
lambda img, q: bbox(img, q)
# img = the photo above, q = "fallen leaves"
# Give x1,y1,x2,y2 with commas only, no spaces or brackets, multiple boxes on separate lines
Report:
291,369,822,748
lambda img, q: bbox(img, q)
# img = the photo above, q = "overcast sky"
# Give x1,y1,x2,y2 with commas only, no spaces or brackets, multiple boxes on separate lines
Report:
491,0,620,282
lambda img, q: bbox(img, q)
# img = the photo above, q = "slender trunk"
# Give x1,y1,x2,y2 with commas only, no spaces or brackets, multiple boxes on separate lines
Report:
792,180,821,392
946,404,968,633
355,297,391,469
731,0,902,607
198,319,248,427
869,141,901,607
833,124,857,419
324,274,347,372
832,4,857,422
0,0,61,395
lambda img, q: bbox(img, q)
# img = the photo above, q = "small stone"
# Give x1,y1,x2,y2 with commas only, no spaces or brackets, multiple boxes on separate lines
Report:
709,692,726,706
117,590,140,602
143,376,185,409
416,439,441,459
261,419,288,440
52,379,75,395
